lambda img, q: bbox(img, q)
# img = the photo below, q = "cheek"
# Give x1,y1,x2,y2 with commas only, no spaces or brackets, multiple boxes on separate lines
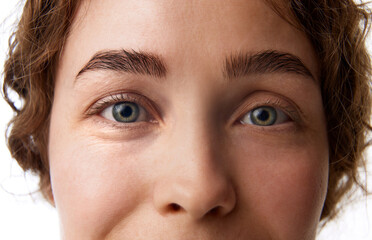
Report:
232,134,329,239
48,125,150,239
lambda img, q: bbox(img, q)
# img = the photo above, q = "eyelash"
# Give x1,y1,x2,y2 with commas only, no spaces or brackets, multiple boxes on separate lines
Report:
88,93,146,115
87,93,299,128
87,93,158,125
239,98,298,121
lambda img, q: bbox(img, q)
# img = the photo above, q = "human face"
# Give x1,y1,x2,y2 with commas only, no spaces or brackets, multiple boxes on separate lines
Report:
49,0,329,239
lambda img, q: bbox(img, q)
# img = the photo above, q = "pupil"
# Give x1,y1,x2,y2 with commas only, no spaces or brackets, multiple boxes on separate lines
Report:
121,106,133,118
257,110,269,121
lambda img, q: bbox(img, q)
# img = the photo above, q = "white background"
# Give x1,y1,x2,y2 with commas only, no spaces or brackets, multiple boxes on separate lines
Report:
0,1,371,239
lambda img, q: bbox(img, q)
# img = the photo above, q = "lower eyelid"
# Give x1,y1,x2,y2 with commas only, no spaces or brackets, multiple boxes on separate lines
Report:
90,115,158,134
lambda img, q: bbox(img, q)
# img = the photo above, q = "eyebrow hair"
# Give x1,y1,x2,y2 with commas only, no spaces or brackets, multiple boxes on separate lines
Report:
76,49,167,79
75,49,314,84
223,50,314,80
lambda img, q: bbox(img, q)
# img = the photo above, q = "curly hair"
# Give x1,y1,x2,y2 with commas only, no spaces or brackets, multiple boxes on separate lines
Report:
265,0,372,226
2,0,371,227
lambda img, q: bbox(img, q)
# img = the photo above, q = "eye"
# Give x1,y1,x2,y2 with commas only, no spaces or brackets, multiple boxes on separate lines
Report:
101,101,149,123
240,106,290,126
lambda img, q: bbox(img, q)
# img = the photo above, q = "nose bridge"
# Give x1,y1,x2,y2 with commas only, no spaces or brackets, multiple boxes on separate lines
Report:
177,104,220,165
171,89,224,181
153,96,236,220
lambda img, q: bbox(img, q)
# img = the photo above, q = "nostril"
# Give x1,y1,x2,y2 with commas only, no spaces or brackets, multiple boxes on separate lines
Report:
207,206,220,216
169,203,182,212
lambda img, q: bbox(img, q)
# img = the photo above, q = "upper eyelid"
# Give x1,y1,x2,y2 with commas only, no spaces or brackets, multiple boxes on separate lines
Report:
86,93,149,116
235,98,303,124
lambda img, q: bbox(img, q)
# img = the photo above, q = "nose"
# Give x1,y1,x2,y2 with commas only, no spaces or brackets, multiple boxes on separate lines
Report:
153,119,236,220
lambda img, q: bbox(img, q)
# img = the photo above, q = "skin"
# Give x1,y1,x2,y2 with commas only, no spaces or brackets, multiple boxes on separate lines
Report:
49,0,329,239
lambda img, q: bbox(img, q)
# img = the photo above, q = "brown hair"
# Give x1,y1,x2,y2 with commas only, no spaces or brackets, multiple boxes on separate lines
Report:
2,0,82,202
2,0,371,226
265,0,372,226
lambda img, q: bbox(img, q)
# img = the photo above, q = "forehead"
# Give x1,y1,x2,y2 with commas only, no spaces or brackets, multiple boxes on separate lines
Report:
61,0,318,82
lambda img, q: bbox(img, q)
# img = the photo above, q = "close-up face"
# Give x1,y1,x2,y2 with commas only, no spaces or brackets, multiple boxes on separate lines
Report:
49,0,329,239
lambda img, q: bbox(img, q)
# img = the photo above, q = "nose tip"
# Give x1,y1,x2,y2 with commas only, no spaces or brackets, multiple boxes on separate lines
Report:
153,175,236,220
185,183,236,219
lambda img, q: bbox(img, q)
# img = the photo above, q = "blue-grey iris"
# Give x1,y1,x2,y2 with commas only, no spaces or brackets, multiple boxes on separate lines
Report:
112,102,140,123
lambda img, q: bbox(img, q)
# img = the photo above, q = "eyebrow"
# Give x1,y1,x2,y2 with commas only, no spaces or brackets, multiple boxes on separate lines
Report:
223,50,314,80
76,49,167,79
75,49,314,84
